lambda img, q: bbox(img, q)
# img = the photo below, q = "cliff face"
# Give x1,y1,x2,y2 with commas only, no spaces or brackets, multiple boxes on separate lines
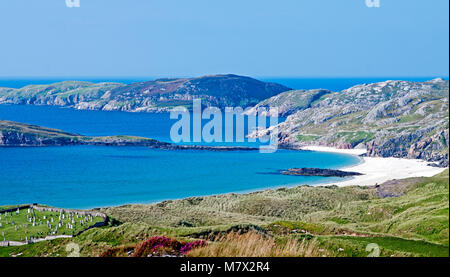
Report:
0,131,77,146
0,120,81,146
366,129,449,167
249,78,449,167
0,75,290,112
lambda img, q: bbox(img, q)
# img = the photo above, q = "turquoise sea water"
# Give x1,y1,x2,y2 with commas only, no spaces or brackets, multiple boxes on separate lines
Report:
0,104,361,209
0,145,359,209
4,77,423,208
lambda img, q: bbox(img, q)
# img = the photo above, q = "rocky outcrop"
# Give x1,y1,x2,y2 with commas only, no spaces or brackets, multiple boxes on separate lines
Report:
281,167,362,177
366,129,449,167
244,89,333,117
0,131,78,146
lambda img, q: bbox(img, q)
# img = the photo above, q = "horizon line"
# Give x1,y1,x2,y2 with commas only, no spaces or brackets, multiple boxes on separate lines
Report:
0,75,448,80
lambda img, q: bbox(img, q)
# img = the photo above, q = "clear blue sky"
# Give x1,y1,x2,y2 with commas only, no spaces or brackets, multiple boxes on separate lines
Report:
0,0,448,78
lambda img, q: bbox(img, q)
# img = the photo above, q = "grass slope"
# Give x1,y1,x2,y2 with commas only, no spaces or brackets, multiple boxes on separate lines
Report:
0,120,80,138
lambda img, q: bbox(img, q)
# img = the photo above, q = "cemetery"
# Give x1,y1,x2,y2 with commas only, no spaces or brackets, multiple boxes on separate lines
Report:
0,205,106,244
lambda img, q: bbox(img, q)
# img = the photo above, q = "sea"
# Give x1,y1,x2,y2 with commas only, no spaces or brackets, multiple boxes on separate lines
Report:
0,77,436,208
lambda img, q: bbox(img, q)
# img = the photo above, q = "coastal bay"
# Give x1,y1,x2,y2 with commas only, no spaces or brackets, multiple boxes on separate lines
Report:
0,100,446,209
0,78,448,258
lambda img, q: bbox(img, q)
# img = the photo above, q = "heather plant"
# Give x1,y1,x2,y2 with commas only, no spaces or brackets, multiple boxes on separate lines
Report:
180,240,208,253
100,245,135,257
133,236,179,257
132,236,207,257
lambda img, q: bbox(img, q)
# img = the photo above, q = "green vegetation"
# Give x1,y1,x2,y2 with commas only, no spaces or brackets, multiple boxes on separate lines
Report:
1,170,447,257
345,131,375,145
398,113,425,123
297,134,319,142
315,235,448,257
330,131,376,146
0,120,80,139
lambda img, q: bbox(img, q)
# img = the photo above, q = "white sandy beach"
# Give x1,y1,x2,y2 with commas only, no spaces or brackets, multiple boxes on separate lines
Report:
301,146,447,187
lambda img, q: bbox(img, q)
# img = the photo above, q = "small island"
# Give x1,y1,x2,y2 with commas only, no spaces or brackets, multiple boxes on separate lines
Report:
281,167,363,177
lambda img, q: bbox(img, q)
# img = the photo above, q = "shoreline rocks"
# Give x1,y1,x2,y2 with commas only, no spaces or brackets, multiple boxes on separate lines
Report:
281,167,363,177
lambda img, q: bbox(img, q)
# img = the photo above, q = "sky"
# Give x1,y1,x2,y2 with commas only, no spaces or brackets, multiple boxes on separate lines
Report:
0,0,448,78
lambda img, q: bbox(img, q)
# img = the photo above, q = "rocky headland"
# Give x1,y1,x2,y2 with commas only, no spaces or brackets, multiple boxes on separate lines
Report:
247,78,449,167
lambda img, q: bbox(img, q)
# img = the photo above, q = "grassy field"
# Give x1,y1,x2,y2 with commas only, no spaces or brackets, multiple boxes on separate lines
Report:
0,206,104,242
0,170,448,257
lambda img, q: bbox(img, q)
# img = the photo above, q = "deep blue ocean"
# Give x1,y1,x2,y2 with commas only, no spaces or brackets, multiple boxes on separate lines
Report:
0,77,433,209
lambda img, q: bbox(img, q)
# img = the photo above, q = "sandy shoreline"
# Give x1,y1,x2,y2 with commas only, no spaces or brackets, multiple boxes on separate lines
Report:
301,146,447,187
